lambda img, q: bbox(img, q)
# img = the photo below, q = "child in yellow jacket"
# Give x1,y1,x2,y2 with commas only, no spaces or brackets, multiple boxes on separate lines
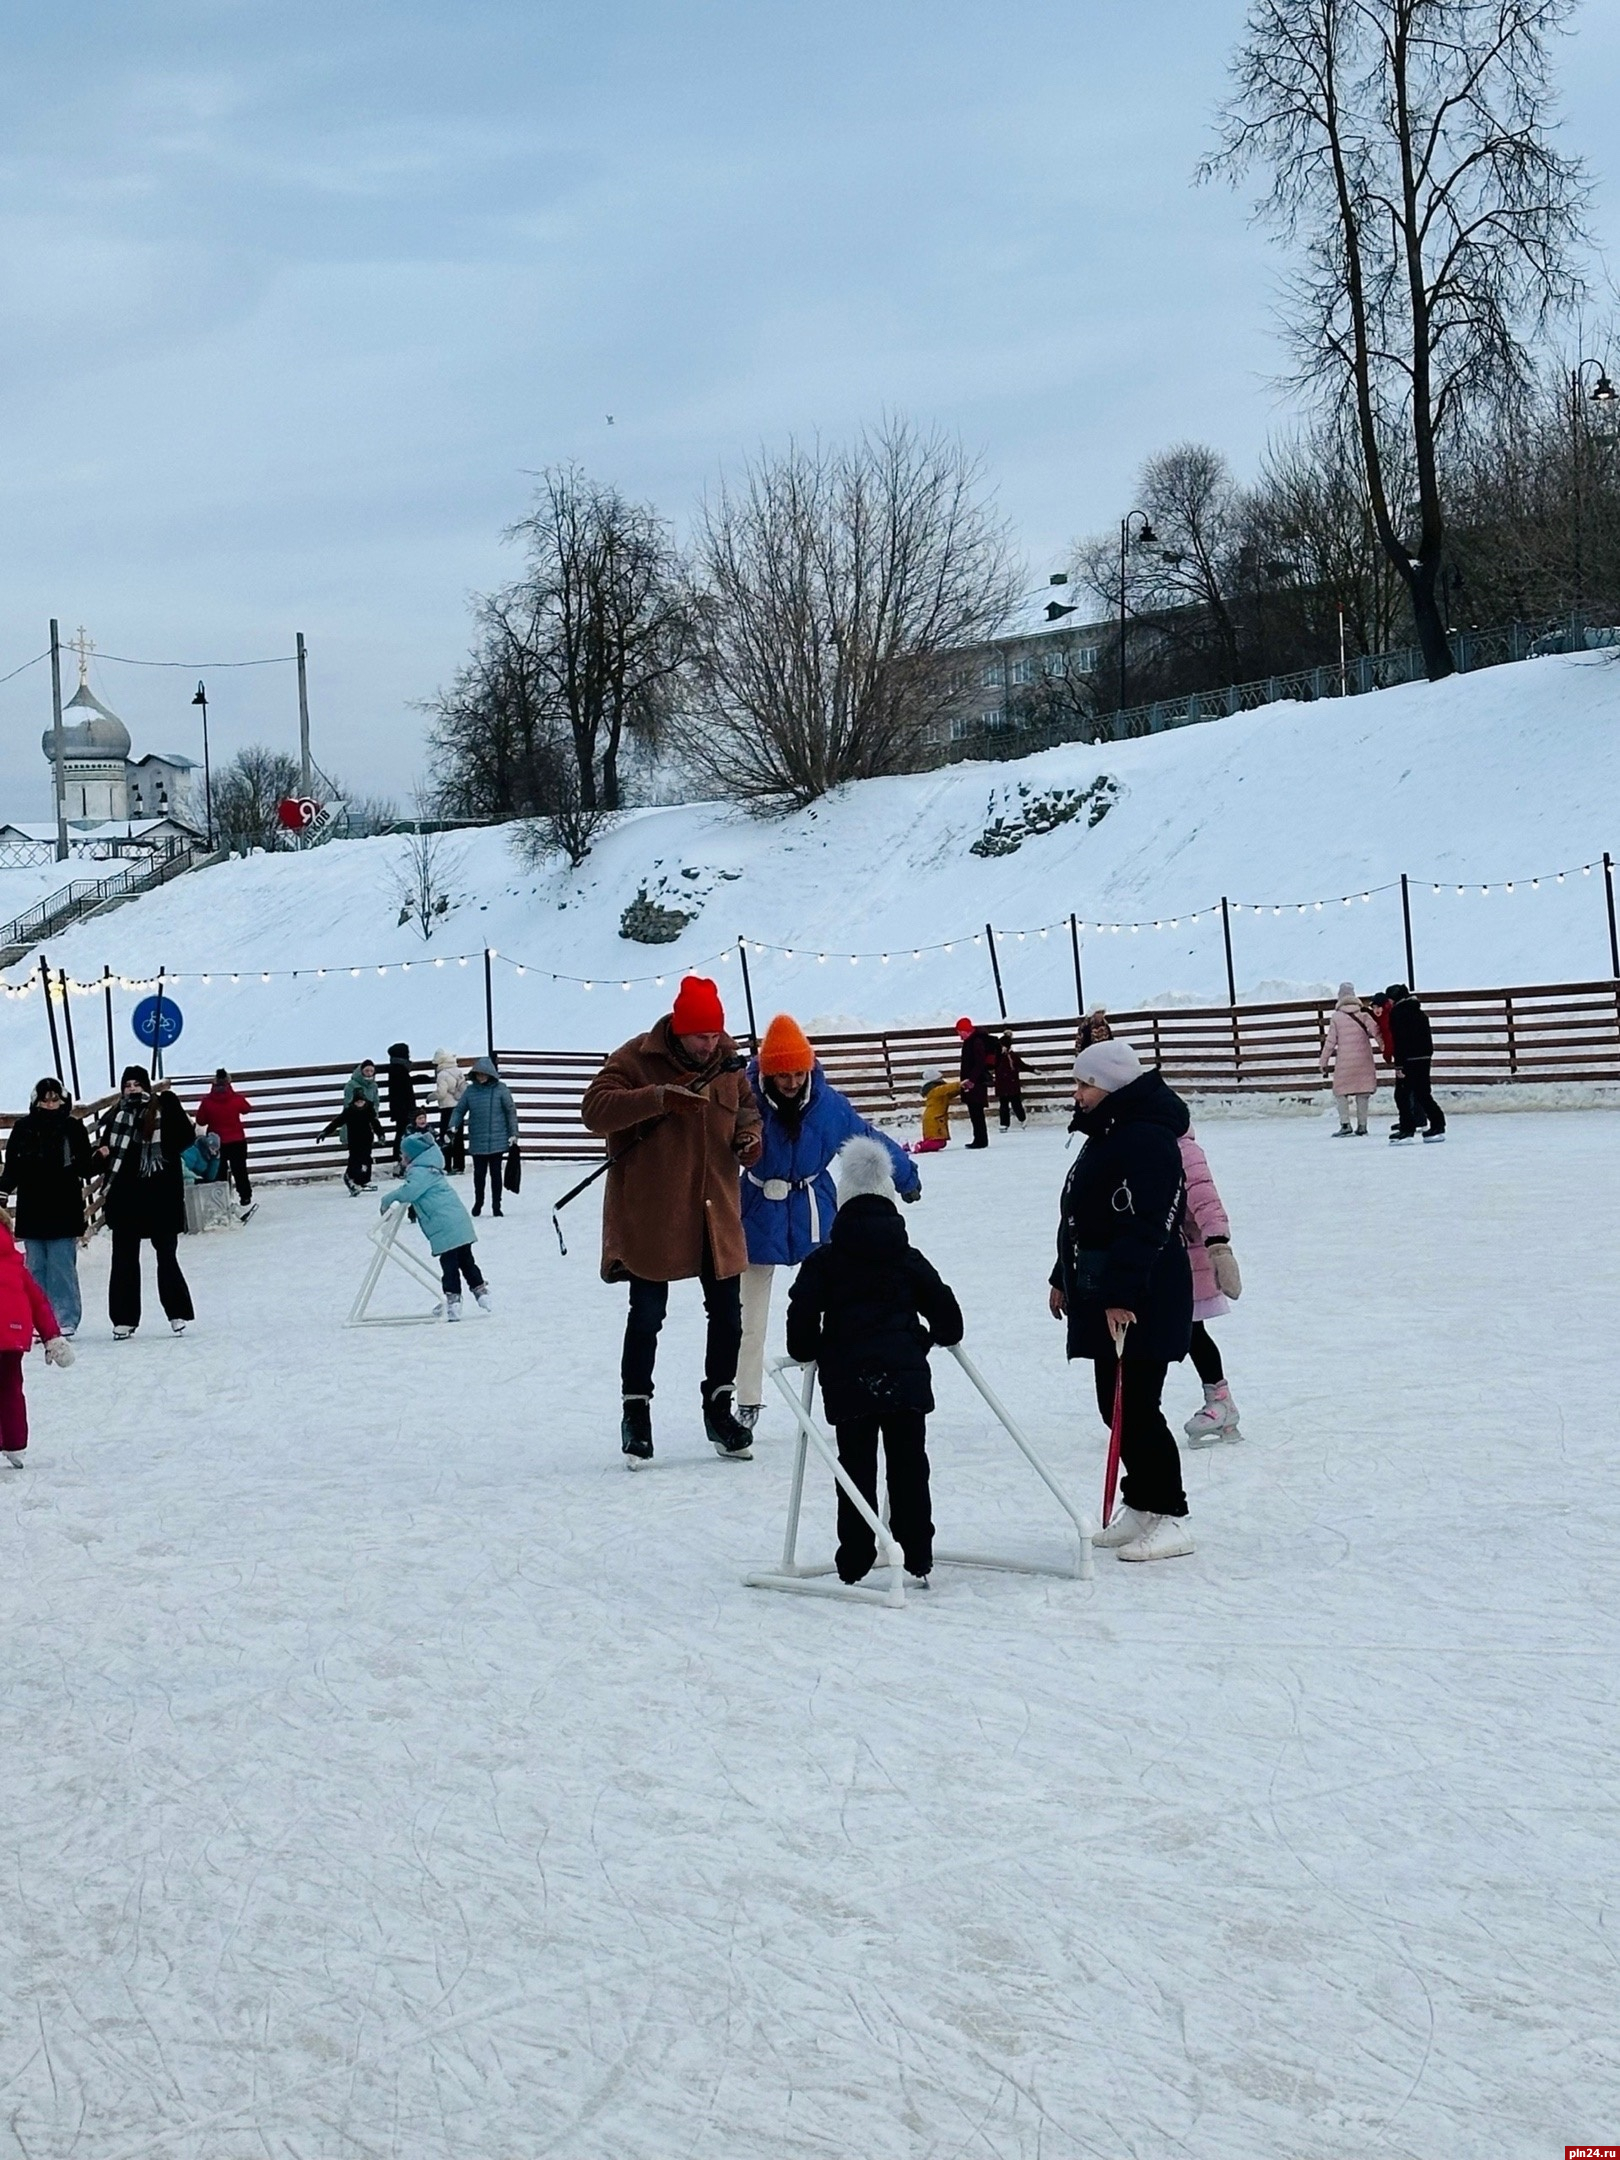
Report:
912,1067,961,1153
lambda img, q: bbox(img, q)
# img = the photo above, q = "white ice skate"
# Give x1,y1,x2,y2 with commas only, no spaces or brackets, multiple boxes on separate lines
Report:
473,1284,492,1313
445,1294,463,1322
3,1449,23,1468
1184,1381,1242,1447
1093,1505,1153,1550
170,1319,187,1336
113,1326,135,1341
1117,1513,1195,1563
736,1403,761,1431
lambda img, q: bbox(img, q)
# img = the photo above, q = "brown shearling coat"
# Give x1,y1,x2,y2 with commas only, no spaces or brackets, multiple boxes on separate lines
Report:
580,1019,763,1283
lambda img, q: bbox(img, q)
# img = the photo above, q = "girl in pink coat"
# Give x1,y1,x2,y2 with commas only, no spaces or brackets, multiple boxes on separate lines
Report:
0,1208,74,1464
1179,1129,1243,1445
1320,982,1382,1135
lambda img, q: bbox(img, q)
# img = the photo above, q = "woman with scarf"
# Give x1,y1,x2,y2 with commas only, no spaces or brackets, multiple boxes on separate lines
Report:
95,1066,196,1338
0,1076,94,1335
736,1014,920,1428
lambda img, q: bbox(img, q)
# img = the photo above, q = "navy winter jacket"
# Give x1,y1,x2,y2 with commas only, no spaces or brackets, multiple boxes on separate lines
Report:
450,1060,519,1155
785,1194,963,1424
1052,1070,1193,1365
740,1063,920,1268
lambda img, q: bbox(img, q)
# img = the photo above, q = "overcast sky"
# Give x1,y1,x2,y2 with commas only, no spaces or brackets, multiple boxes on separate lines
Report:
1,0,1615,815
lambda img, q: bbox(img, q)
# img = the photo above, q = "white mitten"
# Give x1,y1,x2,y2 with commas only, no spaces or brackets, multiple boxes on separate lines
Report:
1208,1241,1243,1300
44,1336,75,1368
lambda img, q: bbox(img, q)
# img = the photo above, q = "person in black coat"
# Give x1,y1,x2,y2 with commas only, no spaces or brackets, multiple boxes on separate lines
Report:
385,1042,417,1165
786,1136,963,1585
322,1092,387,1193
955,1017,999,1149
0,1077,94,1335
1384,984,1446,1141
95,1066,196,1337
1049,1037,1195,1563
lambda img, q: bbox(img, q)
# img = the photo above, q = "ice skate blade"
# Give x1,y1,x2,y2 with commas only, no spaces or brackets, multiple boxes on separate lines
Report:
2,1451,24,1467
1185,1426,1243,1449
709,1441,754,1462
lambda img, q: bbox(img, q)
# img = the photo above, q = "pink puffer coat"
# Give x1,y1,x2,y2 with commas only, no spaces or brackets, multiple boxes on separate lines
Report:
1320,1000,1382,1095
1178,1130,1231,1320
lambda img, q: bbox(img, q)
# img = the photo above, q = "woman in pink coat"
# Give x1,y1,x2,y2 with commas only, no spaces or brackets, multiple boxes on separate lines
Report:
1319,982,1382,1135
1179,1130,1243,1445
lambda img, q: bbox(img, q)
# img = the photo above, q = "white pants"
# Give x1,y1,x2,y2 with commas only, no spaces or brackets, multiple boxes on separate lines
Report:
737,1262,778,1408
1334,1091,1372,1130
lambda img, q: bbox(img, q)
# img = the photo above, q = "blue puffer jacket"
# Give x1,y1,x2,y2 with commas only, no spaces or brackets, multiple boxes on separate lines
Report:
741,1062,920,1267
379,1133,477,1255
450,1059,518,1155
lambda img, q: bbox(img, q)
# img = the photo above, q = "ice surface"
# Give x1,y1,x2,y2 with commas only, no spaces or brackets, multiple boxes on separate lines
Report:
3,1110,1616,2157
4,648,1619,1106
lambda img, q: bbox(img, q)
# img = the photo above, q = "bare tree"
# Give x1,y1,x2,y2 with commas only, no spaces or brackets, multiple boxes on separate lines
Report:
680,420,1022,807
214,746,302,853
1207,0,1589,678
390,796,465,941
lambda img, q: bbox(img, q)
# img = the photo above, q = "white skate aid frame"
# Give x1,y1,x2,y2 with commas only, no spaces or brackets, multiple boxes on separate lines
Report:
346,1203,446,1327
743,1345,1095,1609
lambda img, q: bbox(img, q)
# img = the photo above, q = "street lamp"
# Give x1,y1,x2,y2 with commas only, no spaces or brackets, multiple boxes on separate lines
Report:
1118,510,1157,714
191,680,214,851
1570,358,1618,615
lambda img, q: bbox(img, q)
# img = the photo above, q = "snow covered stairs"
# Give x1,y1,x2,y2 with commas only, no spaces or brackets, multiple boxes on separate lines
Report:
744,1346,1095,1610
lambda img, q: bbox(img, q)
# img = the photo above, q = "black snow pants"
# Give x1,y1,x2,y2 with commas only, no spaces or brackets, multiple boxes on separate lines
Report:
472,1153,504,1214
1091,1345,1187,1518
1189,1321,1223,1384
1394,1059,1446,1136
834,1408,934,1583
220,1139,252,1205
620,1237,742,1400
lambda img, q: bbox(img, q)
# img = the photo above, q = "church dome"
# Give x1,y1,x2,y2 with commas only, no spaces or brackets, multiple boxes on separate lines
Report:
43,683,132,763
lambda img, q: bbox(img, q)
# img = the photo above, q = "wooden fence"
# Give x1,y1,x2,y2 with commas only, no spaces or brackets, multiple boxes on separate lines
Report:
5,979,1617,1182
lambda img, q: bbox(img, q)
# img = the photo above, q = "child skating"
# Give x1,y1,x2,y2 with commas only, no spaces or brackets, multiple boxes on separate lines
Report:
378,1125,490,1320
785,1136,963,1587
910,1067,962,1154
1178,1127,1244,1445
324,1064,387,1194
0,1203,74,1464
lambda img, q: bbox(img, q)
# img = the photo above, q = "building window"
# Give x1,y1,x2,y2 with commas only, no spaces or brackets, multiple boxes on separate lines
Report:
981,661,1003,688
949,712,973,740
1010,656,1036,684
981,707,1006,731
1043,649,1068,678
1074,645,1100,674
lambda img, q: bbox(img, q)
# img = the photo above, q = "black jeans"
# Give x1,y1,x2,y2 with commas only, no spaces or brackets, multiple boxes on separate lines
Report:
219,1139,252,1204
1189,1321,1223,1384
1394,1059,1446,1135
1091,1346,1187,1518
965,1093,989,1146
472,1153,504,1213
346,1139,374,1187
109,1226,194,1330
621,1244,743,1399
997,1093,1025,1130
835,1408,933,1582
438,1110,466,1174
440,1244,485,1295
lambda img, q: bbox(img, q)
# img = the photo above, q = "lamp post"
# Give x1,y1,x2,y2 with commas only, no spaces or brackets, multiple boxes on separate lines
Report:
1570,358,1618,617
1117,510,1156,715
191,680,214,851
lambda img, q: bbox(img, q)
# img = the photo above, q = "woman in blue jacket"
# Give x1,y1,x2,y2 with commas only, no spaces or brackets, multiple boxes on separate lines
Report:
737,1013,920,1426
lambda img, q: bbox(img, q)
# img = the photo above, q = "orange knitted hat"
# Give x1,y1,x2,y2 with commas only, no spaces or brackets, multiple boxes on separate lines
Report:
758,1013,815,1075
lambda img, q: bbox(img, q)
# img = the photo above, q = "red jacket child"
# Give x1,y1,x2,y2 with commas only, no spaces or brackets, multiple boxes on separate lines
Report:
195,1080,252,1146
0,1220,70,1460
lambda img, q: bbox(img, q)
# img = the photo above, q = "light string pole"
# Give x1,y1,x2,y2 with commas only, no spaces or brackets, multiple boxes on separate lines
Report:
296,632,313,797
985,922,1007,1019
1605,852,1619,979
102,965,115,1089
1401,873,1416,988
57,967,80,1100
38,954,63,1083
736,935,758,1049
483,947,496,1058
1069,912,1084,1016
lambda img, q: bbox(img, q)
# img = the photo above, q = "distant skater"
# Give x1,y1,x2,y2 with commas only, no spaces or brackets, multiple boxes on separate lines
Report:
1179,1128,1244,1446
1385,985,1446,1142
786,1137,963,1587
323,1062,385,1193
431,1049,468,1174
450,1056,519,1218
0,1077,93,1337
96,1066,196,1339
385,1042,417,1165
994,1032,1031,1129
0,1202,74,1465
379,1126,489,1321
1319,983,1381,1136
911,1067,961,1154
195,1068,256,1215
955,1017,999,1149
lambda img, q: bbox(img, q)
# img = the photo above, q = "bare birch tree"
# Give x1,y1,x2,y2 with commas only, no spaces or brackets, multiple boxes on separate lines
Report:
1206,0,1589,678
681,421,1021,807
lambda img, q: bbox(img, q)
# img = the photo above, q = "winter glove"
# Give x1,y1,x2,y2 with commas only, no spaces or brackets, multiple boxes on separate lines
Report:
901,1185,921,1204
44,1337,75,1368
1207,1239,1243,1301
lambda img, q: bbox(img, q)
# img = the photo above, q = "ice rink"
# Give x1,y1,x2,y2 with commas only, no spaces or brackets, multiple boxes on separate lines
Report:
2,1109,1616,2158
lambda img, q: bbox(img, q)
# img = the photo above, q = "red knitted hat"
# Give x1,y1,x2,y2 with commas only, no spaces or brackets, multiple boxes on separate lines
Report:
758,1013,815,1075
671,975,725,1034
955,1016,974,1037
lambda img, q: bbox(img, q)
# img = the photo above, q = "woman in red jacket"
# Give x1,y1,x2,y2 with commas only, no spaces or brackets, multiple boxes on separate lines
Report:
0,1205,74,1463
195,1068,256,1216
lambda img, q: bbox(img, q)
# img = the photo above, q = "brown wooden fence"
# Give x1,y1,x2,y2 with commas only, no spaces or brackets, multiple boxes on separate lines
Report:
5,979,1616,1183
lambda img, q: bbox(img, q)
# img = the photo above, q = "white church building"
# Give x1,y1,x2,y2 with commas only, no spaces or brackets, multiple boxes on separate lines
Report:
41,671,201,831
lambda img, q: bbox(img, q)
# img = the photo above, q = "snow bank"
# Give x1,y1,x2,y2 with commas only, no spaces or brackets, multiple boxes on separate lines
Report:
3,648,1617,1103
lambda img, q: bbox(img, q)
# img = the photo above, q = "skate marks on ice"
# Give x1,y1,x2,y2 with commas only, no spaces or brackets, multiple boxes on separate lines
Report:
3,1118,1619,2157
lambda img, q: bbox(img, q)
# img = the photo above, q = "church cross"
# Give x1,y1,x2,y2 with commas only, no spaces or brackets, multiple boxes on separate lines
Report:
71,626,94,687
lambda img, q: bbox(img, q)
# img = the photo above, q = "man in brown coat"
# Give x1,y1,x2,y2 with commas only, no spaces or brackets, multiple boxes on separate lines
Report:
581,975,764,1466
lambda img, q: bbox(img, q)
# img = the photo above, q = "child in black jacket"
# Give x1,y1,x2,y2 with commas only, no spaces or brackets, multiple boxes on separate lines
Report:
786,1136,963,1585
322,1092,387,1193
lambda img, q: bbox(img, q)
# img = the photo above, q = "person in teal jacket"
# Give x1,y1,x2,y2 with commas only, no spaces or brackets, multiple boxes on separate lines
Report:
379,1127,489,1318
449,1056,518,1217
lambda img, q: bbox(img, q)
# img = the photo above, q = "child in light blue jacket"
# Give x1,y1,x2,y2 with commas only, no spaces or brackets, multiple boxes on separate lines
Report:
379,1125,488,1318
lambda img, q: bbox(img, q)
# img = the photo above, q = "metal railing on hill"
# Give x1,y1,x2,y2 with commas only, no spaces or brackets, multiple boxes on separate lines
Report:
8,977,1608,1186
0,841,211,970
936,612,1618,766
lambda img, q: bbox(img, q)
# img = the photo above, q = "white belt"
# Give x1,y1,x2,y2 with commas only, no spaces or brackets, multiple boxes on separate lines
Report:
747,1171,821,1245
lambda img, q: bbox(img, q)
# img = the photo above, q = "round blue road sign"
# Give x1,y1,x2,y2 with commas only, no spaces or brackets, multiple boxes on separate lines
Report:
132,994,183,1049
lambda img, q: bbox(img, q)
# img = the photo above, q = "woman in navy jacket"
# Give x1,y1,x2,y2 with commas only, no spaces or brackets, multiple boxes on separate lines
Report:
1050,1036,1195,1564
736,1014,919,1426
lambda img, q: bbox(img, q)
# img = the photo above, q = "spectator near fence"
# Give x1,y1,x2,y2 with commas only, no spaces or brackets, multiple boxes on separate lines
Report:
450,1057,518,1217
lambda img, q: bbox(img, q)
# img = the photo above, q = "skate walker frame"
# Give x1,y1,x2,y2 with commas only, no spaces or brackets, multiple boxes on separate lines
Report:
743,1346,1095,1609
346,1203,446,1327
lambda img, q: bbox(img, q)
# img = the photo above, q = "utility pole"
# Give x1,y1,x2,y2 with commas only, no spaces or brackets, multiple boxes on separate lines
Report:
296,631,312,796
49,620,68,861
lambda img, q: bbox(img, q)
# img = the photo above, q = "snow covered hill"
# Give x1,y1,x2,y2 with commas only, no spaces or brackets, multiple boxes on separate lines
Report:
3,648,1617,1102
